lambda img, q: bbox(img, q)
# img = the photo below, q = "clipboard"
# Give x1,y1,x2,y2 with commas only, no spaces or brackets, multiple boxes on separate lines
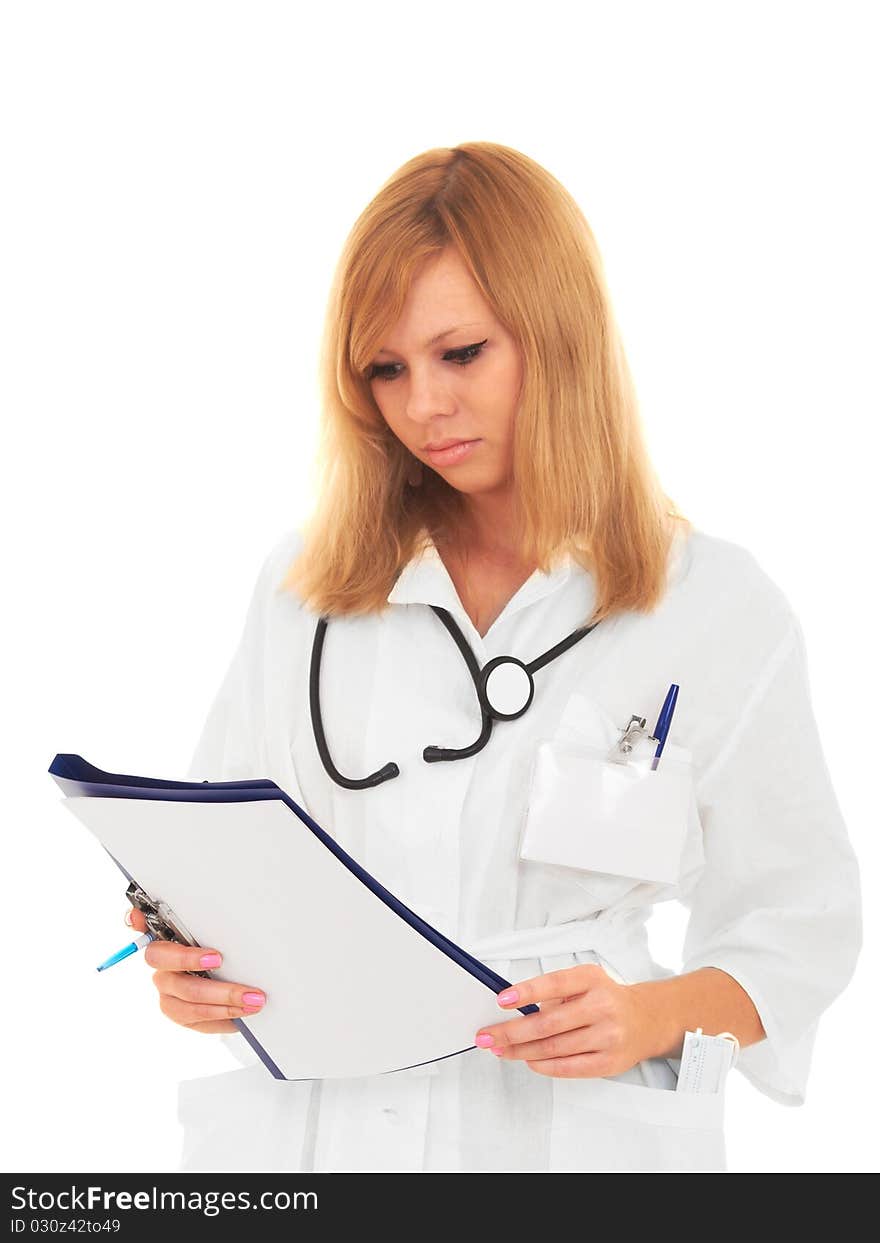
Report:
48,753,538,1081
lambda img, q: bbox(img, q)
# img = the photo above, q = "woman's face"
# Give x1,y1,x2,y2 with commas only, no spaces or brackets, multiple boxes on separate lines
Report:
366,247,523,497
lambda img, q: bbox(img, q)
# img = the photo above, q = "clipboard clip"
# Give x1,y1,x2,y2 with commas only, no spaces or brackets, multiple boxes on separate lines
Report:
125,880,212,978
607,715,657,766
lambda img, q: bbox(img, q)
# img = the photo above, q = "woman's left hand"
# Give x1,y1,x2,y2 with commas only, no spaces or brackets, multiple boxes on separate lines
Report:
474,964,654,1078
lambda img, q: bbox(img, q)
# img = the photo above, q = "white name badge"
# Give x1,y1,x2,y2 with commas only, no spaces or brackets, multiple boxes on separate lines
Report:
519,736,694,886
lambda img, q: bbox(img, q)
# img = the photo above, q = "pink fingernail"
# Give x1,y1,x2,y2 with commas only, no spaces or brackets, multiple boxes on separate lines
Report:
497,988,519,1006
200,952,222,968
491,1048,504,1057
475,1033,495,1048
242,992,265,1007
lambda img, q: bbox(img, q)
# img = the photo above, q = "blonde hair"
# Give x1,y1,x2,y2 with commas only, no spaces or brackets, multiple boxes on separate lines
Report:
284,141,691,626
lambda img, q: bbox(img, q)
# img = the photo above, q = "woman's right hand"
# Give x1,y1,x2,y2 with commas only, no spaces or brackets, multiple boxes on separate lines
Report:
126,906,266,1034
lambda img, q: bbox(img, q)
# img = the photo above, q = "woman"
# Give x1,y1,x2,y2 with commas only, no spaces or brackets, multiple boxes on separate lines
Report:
131,142,862,1172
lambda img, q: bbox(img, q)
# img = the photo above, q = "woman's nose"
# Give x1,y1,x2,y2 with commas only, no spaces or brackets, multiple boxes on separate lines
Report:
396,360,456,421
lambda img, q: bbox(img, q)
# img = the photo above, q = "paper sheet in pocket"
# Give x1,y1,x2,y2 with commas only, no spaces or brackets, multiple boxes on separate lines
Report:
519,738,693,885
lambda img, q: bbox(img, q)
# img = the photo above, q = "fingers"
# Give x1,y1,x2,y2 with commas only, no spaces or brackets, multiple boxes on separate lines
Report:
143,938,225,973
124,904,266,1032
524,1050,611,1078
495,963,609,1010
478,992,592,1051
156,988,262,1027
477,978,618,1056
475,1009,621,1078
152,969,266,1015
127,912,226,975
495,1019,615,1065
152,970,266,1027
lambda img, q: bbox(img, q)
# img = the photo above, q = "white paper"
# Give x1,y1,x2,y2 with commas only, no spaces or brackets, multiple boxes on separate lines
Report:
64,793,520,1080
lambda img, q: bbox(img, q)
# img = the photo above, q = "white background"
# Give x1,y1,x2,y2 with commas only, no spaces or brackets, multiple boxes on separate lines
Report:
2,1,876,1174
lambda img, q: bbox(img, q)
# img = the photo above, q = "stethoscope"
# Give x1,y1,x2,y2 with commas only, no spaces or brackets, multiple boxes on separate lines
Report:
309,605,601,790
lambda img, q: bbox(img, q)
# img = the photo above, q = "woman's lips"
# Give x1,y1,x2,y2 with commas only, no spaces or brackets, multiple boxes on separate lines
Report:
424,439,481,467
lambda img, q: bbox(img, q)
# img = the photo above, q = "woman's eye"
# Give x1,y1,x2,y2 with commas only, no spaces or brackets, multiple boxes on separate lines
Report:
367,363,402,382
367,339,488,383
446,339,488,366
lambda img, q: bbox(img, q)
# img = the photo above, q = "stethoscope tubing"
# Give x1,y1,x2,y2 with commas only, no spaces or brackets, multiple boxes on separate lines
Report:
309,605,600,790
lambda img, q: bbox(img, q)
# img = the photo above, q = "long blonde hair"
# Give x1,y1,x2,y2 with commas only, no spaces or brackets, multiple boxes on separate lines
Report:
284,141,691,626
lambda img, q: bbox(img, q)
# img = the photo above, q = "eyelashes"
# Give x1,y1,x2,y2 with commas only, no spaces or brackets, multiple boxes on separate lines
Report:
366,339,488,383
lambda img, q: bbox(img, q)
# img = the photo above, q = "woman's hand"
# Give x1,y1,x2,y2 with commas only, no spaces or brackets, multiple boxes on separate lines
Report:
473,964,653,1078
126,906,267,1034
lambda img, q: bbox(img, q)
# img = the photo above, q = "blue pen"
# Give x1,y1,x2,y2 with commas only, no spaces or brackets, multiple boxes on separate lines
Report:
96,932,157,972
651,683,679,771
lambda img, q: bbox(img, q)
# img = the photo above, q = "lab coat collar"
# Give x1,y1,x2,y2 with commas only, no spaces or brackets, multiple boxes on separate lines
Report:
386,523,692,630
386,536,576,630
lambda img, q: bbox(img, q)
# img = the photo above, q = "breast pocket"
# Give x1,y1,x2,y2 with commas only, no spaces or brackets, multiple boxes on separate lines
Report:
519,734,694,887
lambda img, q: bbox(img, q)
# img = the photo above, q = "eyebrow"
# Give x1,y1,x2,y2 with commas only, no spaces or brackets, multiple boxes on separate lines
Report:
375,322,485,356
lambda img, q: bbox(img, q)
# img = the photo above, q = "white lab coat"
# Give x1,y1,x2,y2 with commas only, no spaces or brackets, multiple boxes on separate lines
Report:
175,523,861,1172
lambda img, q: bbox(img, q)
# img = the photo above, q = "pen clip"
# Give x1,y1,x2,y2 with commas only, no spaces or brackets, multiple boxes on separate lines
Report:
607,715,656,765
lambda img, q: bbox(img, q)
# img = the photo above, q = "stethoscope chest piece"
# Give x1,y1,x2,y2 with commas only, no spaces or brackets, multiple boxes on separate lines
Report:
480,655,534,720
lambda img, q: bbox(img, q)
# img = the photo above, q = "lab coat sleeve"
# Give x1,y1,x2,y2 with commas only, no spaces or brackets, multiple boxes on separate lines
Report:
183,528,304,1069
183,526,305,784
184,548,278,786
680,613,862,1106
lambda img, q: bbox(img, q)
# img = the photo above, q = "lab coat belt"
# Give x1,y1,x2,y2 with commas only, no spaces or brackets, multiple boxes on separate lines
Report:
464,914,637,973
